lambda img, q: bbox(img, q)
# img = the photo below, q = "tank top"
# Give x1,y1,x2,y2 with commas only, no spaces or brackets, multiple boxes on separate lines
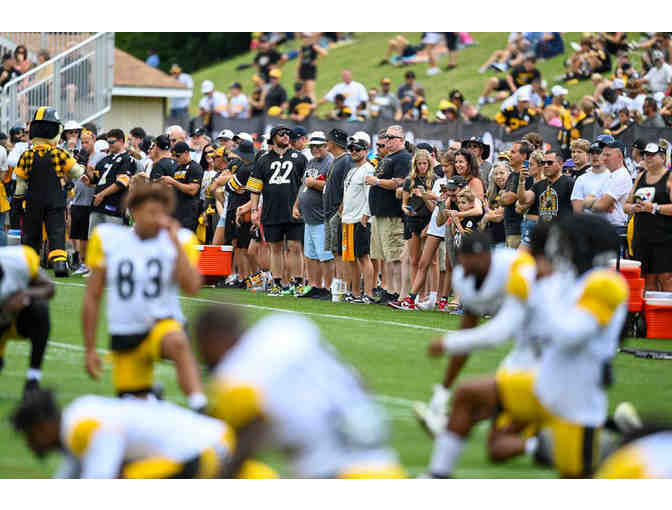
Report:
633,169,672,245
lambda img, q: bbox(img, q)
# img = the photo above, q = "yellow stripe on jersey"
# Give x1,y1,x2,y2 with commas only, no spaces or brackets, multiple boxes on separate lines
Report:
86,229,106,269
122,457,183,479
506,252,535,301
338,464,407,479
67,418,102,457
181,232,200,266
22,245,40,279
246,176,263,193
116,174,130,187
577,270,629,326
236,460,279,479
207,380,263,430
596,446,650,479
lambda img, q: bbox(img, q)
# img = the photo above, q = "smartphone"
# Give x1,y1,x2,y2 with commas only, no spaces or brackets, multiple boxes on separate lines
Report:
437,200,446,211
404,205,415,214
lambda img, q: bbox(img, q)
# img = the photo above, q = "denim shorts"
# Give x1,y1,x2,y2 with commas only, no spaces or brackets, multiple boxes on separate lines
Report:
304,222,334,262
520,218,538,247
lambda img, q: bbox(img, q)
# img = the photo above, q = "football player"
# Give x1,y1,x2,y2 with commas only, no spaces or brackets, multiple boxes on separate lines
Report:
10,389,276,478
597,426,672,478
82,183,207,411
0,245,54,396
195,305,405,478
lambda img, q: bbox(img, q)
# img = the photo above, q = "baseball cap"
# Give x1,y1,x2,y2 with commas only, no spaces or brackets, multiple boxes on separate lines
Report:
267,106,283,117
172,141,190,154
551,85,568,97
404,70,416,80
270,125,292,139
290,126,308,141
589,142,603,154
416,142,433,152
63,120,81,131
155,134,171,151
349,131,371,149
192,127,207,137
595,134,616,147
170,64,181,74
612,78,625,91
269,68,282,79
653,50,665,61
201,80,214,94
644,142,666,154
632,139,647,151
327,128,348,148
446,175,467,189
308,131,327,145
563,159,576,168
229,82,242,90
517,90,531,102
233,132,254,144
604,139,626,155
456,231,492,255
216,129,234,140
232,140,256,160
439,100,457,111
381,77,392,85
94,140,109,152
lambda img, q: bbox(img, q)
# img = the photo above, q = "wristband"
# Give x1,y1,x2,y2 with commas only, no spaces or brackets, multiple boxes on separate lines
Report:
376,178,380,186
653,203,659,215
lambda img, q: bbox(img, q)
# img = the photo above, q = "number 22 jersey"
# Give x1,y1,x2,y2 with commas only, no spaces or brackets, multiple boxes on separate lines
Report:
86,224,199,335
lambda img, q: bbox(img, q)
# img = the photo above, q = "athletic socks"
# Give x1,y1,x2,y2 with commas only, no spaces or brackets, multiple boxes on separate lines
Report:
187,392,207,412
429,430,465,477
26,368,42,381
294,277,303,286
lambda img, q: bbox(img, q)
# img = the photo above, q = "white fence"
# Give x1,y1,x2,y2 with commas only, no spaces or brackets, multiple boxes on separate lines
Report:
1,32,114,132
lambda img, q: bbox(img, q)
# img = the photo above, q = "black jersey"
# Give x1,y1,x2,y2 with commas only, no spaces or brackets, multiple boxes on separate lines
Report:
150,156,179,182
173,160,203,231
225,161,253,214
247,148,307,225
92,151,135,217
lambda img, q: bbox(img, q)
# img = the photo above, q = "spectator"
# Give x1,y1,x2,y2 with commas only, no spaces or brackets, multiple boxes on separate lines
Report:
372,78,402,121
660,96,672,127
518,150,574,224
478,55,540,108
13,45,31,74
214,129,234,152
402,87,429,121
145,49,160,68
288,82,314,122
625,142,672,291
453,149,484,203
0,53,20,90
341,133,376,304
584,140,632,233
415,143,443,178
165,125,187,148
521,131,544,151
249,75,267,117
601,33,628,56
480,161,510,247
327,94,352,120
478,32,526,74
227,82,250,119
641,50,672,94
397,71,419,117
199,80,228,133
435,100,459,123
449,89,466,112
86,129,134,236
253,35,286,83
379,35,422,67
297,32,328,101
147,135,177,184
319,69,368,114
264,69,288,114
365,125,411,304
296,131,334,300
500,79,546,112
189,127,209,165
161,141,203,232
0,141,8,246
562,36,611,83
290,127,312,161
450,188,485,252
535,32,564,60
500,140,531,248
461,102,490,124
494,90,539,133
516,150,546,248
640,96,666,128
569,138,593,179
463,137,491,190
571,141,611,215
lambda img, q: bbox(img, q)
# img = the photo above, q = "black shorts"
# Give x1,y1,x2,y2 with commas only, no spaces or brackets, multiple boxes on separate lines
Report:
224,215,253,249
263,222,304,244
444,32,457,51
69,205,91,240
495,78,513,92
635,241,672,275
404,215,432,240
299,63,317,81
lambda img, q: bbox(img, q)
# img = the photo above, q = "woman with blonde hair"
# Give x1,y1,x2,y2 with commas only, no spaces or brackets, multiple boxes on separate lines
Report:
479,161,510,246
517,149,545,248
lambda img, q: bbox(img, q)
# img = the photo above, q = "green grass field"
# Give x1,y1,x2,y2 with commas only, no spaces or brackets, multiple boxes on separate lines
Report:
1,273,671,478
190,32,646,121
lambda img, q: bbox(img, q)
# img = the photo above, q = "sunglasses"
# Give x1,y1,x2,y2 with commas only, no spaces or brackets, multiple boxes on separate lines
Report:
376,144,385,148
385,135,401,140
276,131,291,137
107,139,119,144
543,160,556,166
348,145,366,152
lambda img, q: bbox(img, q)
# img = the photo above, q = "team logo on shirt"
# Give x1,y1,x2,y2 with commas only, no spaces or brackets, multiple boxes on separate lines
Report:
291,153,298,159
540,186,559,222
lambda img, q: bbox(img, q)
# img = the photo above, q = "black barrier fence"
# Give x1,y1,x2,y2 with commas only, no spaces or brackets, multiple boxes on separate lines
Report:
163,114,672,157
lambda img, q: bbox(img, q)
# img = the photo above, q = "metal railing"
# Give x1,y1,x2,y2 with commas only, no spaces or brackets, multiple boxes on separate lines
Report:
0,32,94,60
1,32,114,132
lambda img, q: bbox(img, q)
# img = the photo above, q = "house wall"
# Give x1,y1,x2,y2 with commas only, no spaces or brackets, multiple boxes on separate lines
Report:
104,96,166,135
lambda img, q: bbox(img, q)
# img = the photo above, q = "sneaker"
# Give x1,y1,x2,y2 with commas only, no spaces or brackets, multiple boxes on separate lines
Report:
293,283,307,296
388,296,416,310
613,402,642,435
437,297,448,312
281,285,295,296
427,66,441,76
319,288,332,300
444,64,457,71
378,59,389,66
267,285,284,297
449,306,464,316
344,292,355,303
224,273,238,285
72,264,90,276
417,298,435,311
297,286,321,299
350,294,374,304
412,401,447,439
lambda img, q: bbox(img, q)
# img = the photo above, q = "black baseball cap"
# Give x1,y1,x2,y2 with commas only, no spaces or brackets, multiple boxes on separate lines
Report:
290,126,308,141
589,142,602,154
604,139,626,155
327,128,348,148
270,125,292,139
416,142,434,152
445,175,467,189
632,139,647,151
192,127,207,137
172,141,190,154
155,134,171,151
456,231,492,255
229,82,242,90
233,140,256,160
404,70,416,79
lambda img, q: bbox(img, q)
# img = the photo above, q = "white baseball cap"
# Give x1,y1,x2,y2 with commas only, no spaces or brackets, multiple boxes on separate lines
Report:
94,140,109,152
351,131,371,147
216,129,234,140
517,90,531,102
63,120,81,131
551,85,568,97
233,132,254,143
201,80,215,94
308,131,328,145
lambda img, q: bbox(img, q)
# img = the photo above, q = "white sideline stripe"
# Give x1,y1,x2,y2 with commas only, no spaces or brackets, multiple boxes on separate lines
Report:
54,282,448,333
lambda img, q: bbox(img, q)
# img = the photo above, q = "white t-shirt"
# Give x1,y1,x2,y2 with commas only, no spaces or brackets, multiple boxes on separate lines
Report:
325,81,368,112
500,85,543,111
171,73,193,110
229,93,250,119
199,91,228,118
426,177,447,238
570,169,611,216
602,167,633,227
0,145,7,171
644,63,672,94
600,95,631,117
342,162,374,224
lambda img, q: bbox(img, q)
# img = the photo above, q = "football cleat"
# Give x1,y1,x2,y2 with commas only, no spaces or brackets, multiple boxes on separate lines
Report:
416,298,435,311
388,297,416,310
413,401,447,439
53,260,69,277
267,285,283,297
613,402,643,435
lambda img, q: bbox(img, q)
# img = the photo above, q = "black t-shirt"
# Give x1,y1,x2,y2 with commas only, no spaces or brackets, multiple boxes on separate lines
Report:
249,148,307,225
454,212,485,250
510,65,541,87
150,157,179,182
403,174,432,217
265,84,287,109
173,160,203,229
532,175,574,223
323,153,353,219
503,171,525,236
225,161,253,214
369,149,412,218
299,44,318,71
0,67,20,89
633,170,672,245
288,95,313,118
254,49,282,81
93,151,135,217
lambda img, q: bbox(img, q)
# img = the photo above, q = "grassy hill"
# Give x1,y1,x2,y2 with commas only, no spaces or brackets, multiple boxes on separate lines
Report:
190,32,643,121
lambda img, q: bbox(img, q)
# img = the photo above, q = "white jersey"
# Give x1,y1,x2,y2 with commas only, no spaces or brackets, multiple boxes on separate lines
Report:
86,224,199,335
209,314,399,477
599,432,672,478
535,268,628,426
60,395,232,478
0,245,40,327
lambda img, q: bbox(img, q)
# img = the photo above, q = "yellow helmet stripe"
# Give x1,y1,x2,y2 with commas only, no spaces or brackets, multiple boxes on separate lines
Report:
35,107,47,121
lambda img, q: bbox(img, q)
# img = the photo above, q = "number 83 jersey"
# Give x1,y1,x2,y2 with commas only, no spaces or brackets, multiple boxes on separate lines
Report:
86,224,199,335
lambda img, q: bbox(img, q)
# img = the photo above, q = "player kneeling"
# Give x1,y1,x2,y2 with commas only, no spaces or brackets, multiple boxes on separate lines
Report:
82,183,207,410
0,245,54,397
195,305,405,478
10,389,276,478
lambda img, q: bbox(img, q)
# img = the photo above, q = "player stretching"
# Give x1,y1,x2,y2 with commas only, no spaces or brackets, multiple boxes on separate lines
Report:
0,245,55,397
82,183,207,411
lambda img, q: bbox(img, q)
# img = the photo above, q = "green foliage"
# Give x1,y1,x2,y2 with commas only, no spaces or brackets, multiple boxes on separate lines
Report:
115,32,251,74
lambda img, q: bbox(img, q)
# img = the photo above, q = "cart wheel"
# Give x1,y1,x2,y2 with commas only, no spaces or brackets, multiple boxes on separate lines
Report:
635,314,647,338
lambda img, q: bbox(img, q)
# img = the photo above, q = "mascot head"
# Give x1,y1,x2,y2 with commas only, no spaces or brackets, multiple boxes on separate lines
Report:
29,107,63,145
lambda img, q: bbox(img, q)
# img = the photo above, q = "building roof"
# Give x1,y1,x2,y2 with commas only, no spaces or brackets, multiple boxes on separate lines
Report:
113,48,191,99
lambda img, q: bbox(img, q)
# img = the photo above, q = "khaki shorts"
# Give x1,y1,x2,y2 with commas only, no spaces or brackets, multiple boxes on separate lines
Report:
324,213,341,256
370,216,405,262
506,235,521,249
